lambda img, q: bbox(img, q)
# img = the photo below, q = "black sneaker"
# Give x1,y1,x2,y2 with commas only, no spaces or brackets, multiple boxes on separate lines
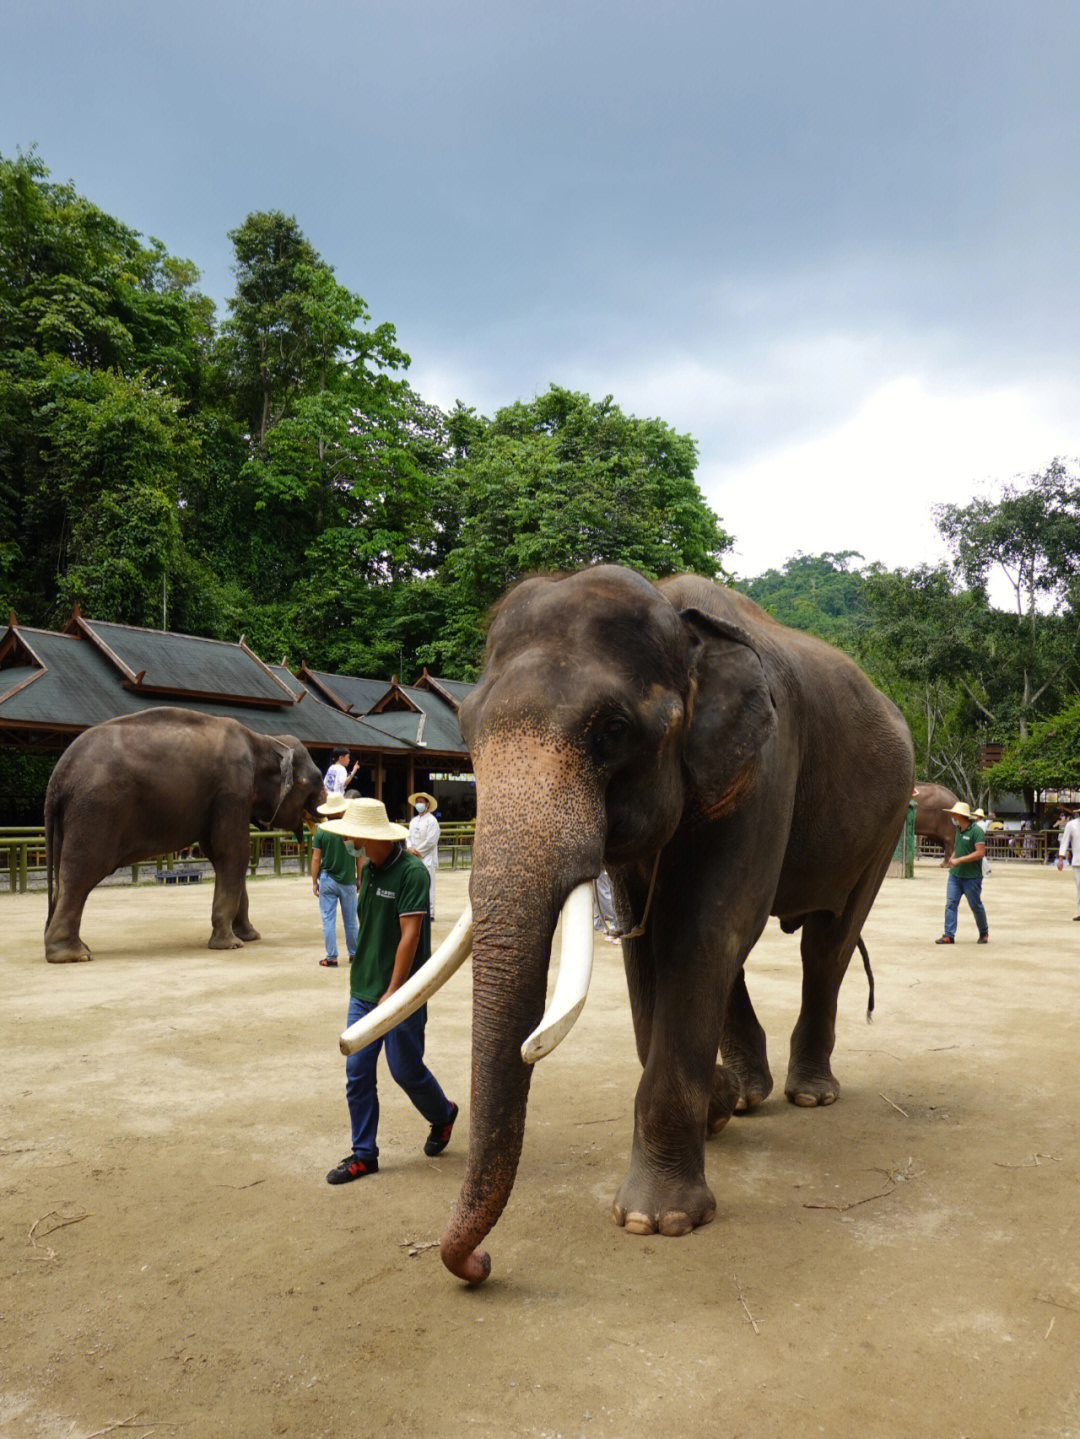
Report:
977,932,989,944
326,1153,377,1184
424,1102,458,1157
935,935,955,945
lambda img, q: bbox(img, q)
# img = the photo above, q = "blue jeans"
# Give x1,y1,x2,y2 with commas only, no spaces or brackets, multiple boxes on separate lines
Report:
944,873,988,938
345,995,454,1161
319,874,358,960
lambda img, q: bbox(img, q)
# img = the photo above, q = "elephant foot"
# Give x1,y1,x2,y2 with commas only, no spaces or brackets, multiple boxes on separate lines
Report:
233,925,260,942
207,932,243,950
722,1056,773,1113
707,1065,741,1134
612,1167,716,1237
785,1063,840,1107
45,943,93,963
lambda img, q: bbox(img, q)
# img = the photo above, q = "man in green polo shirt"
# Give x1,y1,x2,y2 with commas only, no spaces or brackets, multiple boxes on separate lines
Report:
935,801,989,945
318,797,457,1183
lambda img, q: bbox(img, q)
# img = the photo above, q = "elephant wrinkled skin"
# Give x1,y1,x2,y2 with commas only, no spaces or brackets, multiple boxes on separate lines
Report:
44,707,324,962
441,564,915,1284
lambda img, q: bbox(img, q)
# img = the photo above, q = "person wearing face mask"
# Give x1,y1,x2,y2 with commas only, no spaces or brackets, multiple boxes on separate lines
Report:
406,791,440,920
311,793,359,967
935,801,988,945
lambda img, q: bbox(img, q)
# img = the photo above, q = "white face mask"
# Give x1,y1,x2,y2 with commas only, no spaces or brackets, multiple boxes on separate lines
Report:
415,802,427,814
345,842,366,858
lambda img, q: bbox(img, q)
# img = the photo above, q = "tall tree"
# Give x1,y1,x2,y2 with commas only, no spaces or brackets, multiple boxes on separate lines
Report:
416,386,732,676
935,460,1080,738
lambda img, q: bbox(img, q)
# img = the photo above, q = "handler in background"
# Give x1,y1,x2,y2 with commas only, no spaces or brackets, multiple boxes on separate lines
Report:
935,801,988,945
1056,809,1080,919
406,790,440,919
310,793,357,968
319,797,457,1183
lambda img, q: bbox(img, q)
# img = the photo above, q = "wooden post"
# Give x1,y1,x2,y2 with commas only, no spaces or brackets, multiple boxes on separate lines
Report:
407,756,415,802
273,833,282,875
375,753,384,801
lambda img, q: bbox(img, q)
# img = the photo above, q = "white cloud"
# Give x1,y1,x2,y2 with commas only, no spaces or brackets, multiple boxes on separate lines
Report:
704,375,1078,578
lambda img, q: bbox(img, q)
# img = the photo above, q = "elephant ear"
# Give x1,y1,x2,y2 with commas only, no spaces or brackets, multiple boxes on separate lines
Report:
254,737,296,821
678,607,777,819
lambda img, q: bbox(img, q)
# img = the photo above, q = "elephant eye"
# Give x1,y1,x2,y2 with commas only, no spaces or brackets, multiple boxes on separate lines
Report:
592,715,630,763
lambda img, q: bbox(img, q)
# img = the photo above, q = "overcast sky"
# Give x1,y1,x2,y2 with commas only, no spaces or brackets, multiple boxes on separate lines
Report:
5,1,1078,579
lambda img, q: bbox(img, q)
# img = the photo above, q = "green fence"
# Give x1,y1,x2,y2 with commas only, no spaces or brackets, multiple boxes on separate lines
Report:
888,800,916,878
1,827,312,894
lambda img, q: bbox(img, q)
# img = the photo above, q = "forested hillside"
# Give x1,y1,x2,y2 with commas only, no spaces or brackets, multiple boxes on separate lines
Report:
3,151,1080,798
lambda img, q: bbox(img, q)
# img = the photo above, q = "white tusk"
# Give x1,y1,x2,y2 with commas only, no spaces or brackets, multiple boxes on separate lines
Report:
521,882,596,1065
338,903,473,1055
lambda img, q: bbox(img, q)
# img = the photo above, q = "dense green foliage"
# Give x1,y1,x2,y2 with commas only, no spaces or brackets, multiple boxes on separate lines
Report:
3,151,1079,803
0,154,730,677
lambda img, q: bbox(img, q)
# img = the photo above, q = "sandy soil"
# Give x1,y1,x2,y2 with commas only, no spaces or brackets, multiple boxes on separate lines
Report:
2,860,1079,1439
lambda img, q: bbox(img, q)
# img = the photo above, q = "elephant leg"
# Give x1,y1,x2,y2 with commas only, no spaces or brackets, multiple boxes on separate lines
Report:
44,850,108,962
615,883,745,1236
202,817,248,950
232,877,260,943
785,860,887,1106
720,969,773,1113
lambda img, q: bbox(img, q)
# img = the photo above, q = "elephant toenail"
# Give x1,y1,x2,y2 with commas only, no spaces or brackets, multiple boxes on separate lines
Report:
658,1211,692,1237
624,1212,655,1235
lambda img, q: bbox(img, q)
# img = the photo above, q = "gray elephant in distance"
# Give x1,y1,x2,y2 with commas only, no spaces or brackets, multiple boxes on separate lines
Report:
367,564,913,1285
44,708,324,962
913,782,961,864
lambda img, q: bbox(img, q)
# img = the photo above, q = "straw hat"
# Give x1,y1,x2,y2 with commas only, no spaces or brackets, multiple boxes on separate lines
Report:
316,794,348,817
946,802,976,822
973,807,986,820
408,791,438,811
319,796,408,842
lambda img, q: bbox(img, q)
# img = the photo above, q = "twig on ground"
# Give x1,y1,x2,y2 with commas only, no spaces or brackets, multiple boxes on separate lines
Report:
214,1179,266,1190
84,1414,161,1438
573,1116,622,1126
926,1045,960,1052
804,1160,914,1213
879,1093,909,1117
993,1153,1060,1169
1044,1316,1055,1339
733,1271,760,1335
1034,1293,1080,1314
399,1239,439,1256
28,1209,89,1261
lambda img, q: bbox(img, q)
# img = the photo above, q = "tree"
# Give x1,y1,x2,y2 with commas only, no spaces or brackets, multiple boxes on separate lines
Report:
935,460,1080,738
736,551,873,648
418,387,732,675
982,699,1080,795
0,150,215,626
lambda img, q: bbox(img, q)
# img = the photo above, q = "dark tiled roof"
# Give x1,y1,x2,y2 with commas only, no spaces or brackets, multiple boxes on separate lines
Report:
78,618,292,705
302,670,390,715
0,628,407,751
361,686,467,754
427,676,475,705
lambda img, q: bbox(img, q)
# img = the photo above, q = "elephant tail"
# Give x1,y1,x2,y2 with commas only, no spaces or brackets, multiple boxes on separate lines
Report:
856,936,874,1022
45,791,60,925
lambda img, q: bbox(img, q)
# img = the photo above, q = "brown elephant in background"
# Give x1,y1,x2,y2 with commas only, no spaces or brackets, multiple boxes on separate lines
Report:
913,781,961,864
408,564,915,1284
44,707,324,962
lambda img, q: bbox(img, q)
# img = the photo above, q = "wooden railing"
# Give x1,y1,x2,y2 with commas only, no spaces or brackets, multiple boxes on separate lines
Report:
1,826,313,893
437,820,475,870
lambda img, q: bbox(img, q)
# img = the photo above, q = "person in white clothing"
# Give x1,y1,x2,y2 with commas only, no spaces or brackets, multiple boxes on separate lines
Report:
1056,810,1080,919
406,791,440,919
325,750,358,796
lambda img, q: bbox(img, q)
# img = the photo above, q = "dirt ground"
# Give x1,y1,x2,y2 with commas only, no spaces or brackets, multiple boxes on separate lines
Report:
2,860,1079,1439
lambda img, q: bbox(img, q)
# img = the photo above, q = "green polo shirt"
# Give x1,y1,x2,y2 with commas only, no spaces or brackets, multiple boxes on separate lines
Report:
313,827,357,886
350,845,431,1002
952,822,985,879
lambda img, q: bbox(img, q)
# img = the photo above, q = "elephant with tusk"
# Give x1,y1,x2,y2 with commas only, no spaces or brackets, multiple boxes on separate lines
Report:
346,564,915,1286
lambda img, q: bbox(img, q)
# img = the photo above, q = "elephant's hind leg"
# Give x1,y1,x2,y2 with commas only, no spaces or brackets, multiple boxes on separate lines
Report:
720,969,773,1113
44,846,109,962
202,816,249,950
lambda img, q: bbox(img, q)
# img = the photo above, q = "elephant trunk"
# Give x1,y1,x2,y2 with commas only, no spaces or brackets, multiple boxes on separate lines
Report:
440,751,604,1284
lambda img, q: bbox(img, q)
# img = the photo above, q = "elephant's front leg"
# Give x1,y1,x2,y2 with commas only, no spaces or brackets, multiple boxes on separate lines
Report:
614,926,728,1237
